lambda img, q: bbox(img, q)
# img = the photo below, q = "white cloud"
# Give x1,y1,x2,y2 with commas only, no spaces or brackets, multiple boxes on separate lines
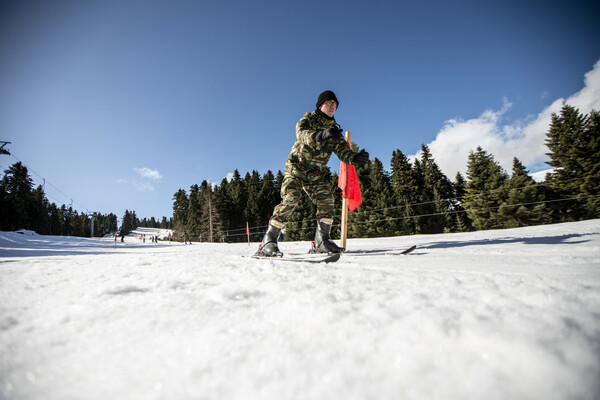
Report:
225,172,234,182
133,167,162,181
133,182,155,192
412,59,600,179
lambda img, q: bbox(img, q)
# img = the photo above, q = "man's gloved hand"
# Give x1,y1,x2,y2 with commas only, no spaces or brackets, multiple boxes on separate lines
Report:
354,149,369,167
315,126,343,143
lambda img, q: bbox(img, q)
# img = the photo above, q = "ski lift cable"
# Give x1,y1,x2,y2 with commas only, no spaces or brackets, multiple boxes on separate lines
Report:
225,193,600,238
311,174,597,219
9,153,89,211
338,194,600,229
227,177,599,237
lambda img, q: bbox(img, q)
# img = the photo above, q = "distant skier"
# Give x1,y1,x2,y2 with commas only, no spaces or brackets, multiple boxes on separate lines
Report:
256,90,369,257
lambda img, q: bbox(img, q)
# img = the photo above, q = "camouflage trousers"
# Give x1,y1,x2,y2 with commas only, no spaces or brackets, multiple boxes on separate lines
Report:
271,169,335,226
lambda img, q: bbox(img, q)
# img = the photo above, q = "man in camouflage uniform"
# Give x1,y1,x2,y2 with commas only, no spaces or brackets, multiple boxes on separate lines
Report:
256,90,369,256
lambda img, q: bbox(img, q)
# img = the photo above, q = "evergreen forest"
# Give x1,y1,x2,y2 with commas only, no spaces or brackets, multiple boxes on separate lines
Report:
0,161,119,237
0,161,174,238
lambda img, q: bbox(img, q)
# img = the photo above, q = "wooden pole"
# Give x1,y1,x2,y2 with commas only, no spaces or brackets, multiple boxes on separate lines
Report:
340,131,351,250
246,221,250,246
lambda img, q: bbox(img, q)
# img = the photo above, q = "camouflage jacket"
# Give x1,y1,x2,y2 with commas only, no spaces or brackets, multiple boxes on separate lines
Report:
284,110,359,180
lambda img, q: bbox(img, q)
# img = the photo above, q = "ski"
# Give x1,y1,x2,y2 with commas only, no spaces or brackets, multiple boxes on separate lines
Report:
343,245,417,256
248,252,341,264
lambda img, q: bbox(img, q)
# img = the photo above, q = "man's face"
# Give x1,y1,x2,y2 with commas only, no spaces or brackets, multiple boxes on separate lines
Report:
320,100,337,117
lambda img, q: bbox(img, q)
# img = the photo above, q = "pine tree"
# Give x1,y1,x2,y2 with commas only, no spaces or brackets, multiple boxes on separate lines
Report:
30,185,50,234
464,147,509,230
199,181,222,242
258,170,280,229
172,189,189,240
101,213,118,234
48,203,63,235
217,177,234,239
0,179,7,231
226,170,247,235
91,212,114,237
545,105,600,220
362,158,396,237
451,172,471,232
243,171,262,228
119,209,139,236
390,149,417,235
582,110,600,216
498,157,549,228
69,210,89,237
160,216,169,229
62,205,72,236
1,162,34,230
418,145,454,233
187,184,203,239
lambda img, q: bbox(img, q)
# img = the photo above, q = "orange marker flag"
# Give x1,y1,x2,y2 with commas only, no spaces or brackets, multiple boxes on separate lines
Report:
338,138,362,213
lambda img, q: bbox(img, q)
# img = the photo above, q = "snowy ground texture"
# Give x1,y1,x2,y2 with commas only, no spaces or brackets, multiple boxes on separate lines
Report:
1,220,599,400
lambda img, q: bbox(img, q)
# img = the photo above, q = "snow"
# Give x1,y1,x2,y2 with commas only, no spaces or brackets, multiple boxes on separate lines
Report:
1,220,599,400
530,168,554,182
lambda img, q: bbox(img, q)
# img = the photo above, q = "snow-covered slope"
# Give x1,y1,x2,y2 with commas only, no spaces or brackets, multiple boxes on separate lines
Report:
1,220,599,400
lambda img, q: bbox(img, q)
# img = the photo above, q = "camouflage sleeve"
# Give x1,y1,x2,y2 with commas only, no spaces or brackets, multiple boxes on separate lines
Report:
331,137,359,167
295,113,318,146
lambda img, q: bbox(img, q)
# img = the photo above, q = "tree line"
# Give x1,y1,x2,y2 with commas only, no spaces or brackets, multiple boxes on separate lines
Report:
0,161,118,237
0,162,175,237
172,104,599,242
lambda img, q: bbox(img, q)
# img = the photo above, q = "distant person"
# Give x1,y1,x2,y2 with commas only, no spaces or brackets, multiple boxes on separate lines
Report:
256,90,369,257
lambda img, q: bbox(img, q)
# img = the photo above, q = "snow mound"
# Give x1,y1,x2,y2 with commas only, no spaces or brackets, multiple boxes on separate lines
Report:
14,229,38,236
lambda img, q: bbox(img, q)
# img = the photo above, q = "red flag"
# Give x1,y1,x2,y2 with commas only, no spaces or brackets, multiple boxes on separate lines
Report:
338,140,362,213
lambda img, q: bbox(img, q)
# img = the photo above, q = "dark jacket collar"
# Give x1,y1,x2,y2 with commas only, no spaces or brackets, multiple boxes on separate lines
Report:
315,109,335,121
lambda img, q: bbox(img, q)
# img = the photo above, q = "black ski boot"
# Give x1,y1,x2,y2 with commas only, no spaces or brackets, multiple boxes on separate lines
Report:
312,219,344,254
255,223,283,257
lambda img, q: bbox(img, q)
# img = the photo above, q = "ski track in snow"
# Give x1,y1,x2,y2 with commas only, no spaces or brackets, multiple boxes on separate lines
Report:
1,220,599,400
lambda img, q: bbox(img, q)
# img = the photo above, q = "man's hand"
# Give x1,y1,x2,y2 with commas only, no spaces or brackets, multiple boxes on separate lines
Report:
315,126,343,143
354,149,369,167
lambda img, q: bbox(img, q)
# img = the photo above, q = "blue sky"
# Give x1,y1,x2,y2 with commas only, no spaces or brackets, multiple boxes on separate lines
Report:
1,0,599,222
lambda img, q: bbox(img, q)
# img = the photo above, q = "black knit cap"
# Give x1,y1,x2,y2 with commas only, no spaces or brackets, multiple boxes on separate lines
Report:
316,90,339,109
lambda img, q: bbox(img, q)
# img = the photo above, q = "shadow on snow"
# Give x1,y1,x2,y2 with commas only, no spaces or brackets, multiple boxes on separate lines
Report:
420,232,597,250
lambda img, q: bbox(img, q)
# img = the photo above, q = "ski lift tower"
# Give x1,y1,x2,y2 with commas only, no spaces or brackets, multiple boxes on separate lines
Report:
0,141,10,156
88,211,102,238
